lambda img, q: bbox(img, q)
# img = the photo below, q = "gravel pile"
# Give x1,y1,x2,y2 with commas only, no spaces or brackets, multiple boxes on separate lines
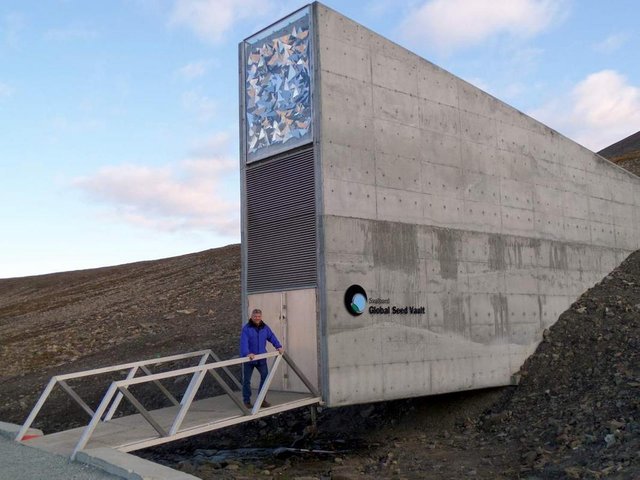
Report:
483,250,640,479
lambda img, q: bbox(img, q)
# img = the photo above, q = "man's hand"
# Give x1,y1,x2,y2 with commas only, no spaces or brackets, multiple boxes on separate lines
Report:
277,347,284,354
248,353,255,360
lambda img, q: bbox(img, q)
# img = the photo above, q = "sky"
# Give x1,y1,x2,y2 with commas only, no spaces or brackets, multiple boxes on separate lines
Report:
0,0,638,279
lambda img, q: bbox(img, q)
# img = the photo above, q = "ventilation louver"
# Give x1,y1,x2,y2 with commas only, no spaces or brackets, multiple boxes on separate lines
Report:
246,145,317,292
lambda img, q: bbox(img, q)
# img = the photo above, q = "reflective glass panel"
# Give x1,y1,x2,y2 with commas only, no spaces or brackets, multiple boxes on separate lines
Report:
244,7,312,161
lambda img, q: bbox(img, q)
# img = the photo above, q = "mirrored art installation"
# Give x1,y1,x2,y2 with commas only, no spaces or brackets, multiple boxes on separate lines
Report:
245,10,312,161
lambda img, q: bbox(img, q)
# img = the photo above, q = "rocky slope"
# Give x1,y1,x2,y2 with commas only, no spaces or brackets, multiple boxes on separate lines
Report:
599,130,640,177
0,245,241,432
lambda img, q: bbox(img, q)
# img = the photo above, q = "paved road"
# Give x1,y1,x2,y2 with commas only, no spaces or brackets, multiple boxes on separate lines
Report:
0,436,120,480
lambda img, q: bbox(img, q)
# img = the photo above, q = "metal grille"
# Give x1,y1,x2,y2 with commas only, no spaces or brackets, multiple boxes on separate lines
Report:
246,145,317,292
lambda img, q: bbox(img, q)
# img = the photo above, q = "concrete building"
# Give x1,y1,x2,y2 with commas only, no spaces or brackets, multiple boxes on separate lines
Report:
239,3,640,407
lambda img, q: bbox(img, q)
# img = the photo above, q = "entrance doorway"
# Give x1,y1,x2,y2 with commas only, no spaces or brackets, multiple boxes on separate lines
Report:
247,288,318,392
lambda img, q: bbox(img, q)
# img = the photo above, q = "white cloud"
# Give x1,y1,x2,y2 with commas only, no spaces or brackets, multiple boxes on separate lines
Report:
181,89,216,120
401,0,565,53
530,70,640,151
593,32,630,54
169,0,269,44
72,133,239,235
176,60,210,80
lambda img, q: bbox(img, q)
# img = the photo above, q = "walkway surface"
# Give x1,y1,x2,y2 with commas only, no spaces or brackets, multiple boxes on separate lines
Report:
29,390,317,456
0,435,120,480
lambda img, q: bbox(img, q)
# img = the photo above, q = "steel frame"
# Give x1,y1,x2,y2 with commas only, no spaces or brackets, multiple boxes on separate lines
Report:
15,349,237,442
16,349,320,461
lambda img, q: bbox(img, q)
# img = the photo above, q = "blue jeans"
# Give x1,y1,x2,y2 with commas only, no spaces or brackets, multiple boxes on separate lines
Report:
242,360,268,404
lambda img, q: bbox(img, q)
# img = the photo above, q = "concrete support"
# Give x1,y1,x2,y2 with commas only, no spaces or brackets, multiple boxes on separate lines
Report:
76,448,200,480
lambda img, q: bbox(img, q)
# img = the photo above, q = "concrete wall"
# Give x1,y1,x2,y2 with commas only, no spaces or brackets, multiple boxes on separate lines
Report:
315,3,640,406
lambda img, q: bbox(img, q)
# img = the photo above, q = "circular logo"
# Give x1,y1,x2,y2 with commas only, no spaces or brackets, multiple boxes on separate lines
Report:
344,285,367,316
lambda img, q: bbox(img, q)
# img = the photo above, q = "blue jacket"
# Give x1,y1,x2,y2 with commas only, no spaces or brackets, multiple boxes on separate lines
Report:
240,321,282,360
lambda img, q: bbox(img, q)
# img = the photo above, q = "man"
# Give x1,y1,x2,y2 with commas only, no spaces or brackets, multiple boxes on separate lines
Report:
240,308,284,409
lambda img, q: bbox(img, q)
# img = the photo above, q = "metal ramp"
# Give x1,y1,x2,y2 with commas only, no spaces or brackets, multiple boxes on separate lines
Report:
15,350,321,459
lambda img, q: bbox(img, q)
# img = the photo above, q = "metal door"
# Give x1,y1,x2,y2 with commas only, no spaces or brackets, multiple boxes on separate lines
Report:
247,288,318,392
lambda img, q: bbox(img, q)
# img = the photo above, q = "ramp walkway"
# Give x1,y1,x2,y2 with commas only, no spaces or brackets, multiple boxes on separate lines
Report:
15,349,321,460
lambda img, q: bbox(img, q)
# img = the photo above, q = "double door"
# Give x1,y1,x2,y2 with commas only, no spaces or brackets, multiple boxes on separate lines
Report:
247,288,318,392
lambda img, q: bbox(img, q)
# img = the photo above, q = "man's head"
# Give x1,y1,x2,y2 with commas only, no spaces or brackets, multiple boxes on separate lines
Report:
250,308,262,325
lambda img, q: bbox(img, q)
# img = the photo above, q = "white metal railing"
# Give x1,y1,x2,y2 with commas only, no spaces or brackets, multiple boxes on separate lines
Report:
15,349,238,443
16,348,320,460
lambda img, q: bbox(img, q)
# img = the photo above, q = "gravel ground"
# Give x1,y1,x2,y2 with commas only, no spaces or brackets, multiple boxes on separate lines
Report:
0,436,120,480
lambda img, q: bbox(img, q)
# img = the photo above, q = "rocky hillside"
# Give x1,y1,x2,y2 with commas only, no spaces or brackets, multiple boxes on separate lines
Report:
0,245,241,431
599,130,640,177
